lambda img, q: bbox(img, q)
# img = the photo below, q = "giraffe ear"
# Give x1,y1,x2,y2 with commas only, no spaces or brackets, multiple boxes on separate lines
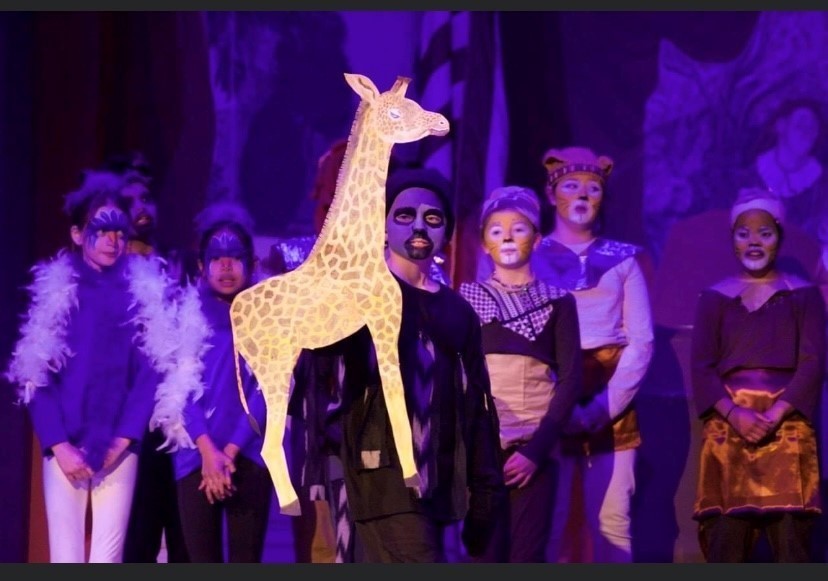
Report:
390,76,411,97
344,73,380,102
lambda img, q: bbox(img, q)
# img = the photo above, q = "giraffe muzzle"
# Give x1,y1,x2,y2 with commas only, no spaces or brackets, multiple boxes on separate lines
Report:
429,114,450,137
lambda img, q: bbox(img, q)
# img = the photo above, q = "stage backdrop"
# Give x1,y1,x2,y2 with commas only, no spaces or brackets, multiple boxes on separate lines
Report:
5,10,828,563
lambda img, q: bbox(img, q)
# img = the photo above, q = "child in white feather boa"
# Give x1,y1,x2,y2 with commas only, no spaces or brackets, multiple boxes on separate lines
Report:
5,170,182,562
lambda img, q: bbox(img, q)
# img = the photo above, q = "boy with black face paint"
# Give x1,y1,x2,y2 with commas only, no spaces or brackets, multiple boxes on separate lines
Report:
332,167,506,562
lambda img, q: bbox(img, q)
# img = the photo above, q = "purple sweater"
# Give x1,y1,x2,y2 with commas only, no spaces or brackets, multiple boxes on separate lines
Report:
173,285,267,481
27,253,160,472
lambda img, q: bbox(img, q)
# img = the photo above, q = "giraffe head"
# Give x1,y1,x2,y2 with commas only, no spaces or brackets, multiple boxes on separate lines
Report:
344,73,450,144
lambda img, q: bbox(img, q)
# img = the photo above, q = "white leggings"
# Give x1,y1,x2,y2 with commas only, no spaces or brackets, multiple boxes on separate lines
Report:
547,448,637,563
42,452,138,563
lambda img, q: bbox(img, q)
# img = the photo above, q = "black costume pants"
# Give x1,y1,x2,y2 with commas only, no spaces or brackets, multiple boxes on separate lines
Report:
176,454,273,563
123,429,189,562
471,448,556,563
699,512,815,563
355,512,446,563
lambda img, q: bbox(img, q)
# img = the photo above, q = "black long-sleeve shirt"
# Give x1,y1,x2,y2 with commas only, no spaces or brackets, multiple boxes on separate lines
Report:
337,275,506,524
691,280,826,421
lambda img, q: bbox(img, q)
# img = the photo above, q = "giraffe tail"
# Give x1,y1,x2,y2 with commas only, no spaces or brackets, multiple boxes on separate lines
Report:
235,345,262,436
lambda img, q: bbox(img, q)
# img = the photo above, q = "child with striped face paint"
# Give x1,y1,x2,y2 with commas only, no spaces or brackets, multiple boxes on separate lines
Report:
72,203,131,270
201,226,254,298
5,170,174,562
153,201,272,563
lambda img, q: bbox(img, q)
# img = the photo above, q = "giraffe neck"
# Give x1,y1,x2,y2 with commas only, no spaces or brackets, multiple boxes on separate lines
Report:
308,102,393,264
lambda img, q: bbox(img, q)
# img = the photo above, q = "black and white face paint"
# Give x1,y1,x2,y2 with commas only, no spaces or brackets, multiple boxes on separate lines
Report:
386,187,447,261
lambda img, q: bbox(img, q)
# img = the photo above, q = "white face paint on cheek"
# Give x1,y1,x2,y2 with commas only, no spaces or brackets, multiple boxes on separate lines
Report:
568,208,590,224
741,241,777,273
732,212,779,274
557,196,590,225
489,239,534,268
568,200,598,225
741,255,770,272
493,242,519,265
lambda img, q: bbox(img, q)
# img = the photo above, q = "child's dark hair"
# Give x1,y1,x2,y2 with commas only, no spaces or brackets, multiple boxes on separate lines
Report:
100,151,154,197
194,200,256,271
100,150,152,179
63,170,131,229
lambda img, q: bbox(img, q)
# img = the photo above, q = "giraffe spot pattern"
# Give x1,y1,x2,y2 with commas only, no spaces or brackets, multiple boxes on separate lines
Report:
228,75,448,513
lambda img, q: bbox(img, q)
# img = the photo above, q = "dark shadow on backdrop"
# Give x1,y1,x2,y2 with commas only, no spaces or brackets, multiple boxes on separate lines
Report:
30,12,215,262
0,12,215,562
0,12,35,564
442,11,572,287
500,11,572,237
554,11,761,249
238,12,353,237
631,325,690,562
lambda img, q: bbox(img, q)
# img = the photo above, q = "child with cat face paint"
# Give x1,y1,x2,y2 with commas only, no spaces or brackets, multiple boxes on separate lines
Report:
5,170,173,562
459,186,581,562
534,147,654,563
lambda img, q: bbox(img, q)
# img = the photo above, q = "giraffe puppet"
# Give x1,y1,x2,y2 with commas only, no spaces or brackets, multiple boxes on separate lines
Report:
230,72,450,516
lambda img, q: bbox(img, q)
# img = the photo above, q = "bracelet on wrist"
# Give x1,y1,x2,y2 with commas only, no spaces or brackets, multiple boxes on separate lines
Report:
724,405,736,421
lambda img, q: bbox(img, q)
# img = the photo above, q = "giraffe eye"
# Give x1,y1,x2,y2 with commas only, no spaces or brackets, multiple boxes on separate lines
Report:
388,108,401,120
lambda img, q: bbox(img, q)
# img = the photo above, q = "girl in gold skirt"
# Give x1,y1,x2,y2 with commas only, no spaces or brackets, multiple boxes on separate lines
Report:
690,187,826,562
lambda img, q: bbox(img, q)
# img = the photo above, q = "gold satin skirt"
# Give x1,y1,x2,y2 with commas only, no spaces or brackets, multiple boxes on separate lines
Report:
694,368,821,520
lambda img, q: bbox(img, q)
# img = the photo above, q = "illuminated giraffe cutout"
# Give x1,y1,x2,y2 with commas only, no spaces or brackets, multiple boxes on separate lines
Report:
230,72,450,515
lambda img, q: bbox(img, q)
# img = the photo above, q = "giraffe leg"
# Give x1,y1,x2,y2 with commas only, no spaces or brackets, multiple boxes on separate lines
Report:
367,316,421,493
260,351,302,517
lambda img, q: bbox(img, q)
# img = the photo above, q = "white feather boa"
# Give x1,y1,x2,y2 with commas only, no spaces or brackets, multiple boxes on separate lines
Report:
5,251,212,453
5,250,78,404
148,281,213,452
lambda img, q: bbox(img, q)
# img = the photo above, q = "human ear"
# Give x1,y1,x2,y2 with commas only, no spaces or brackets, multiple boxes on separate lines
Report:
70,225,83,246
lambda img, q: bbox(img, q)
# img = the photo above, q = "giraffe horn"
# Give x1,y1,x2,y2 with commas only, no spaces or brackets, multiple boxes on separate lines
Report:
390,76,411,96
